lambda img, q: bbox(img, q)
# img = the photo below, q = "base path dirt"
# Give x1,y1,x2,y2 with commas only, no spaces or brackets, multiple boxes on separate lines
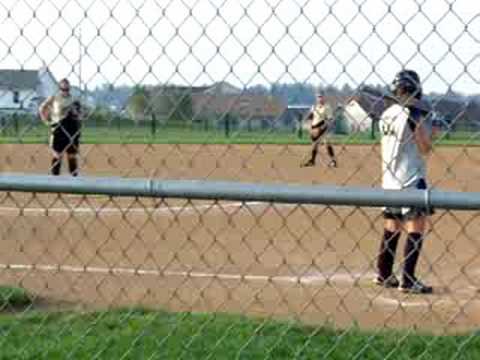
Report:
0,143,479,332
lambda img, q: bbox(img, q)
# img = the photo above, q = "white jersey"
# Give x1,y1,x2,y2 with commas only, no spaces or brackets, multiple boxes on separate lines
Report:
41,93,79,125
310,103,333,127
380,103,426,190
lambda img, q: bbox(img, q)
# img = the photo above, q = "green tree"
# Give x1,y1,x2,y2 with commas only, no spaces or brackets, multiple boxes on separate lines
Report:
127,86,149,122
148,87,193,126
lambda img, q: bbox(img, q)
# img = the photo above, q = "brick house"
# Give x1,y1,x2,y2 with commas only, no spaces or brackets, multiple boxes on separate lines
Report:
142,81,285,129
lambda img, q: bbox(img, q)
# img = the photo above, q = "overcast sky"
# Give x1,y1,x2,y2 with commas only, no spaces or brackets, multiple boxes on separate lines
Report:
0,0,478,94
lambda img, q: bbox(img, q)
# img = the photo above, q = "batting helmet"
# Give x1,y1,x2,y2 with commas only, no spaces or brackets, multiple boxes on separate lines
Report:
392,69,422,99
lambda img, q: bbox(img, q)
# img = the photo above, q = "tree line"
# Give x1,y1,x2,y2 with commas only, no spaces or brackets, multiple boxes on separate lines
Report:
88,82,479,130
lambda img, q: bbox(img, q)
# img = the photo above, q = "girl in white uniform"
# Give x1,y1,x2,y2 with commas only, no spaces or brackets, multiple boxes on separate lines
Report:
375,70,434,294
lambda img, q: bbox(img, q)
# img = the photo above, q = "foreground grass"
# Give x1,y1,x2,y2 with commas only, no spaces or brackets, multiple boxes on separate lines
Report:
0,286,33,310
0,308,478,359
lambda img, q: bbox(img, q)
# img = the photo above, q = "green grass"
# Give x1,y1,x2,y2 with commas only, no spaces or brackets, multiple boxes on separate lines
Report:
0,286,33,310
0,308,477,359
0,125,479,146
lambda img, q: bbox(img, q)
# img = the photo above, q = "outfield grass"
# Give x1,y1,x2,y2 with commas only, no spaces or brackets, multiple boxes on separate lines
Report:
0,127,311,145
0,125,479,146
0,307,477,359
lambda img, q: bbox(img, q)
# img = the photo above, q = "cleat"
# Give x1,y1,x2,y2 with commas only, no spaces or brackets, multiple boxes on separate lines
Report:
300,159,315,167
328,159,338,168
399,279,433,294
373,275,399,288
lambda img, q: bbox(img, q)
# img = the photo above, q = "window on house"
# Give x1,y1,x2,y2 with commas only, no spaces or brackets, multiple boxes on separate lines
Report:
13,91,19,104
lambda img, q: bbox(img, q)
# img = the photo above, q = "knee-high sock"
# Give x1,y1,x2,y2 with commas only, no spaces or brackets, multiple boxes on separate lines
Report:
309,136,320,162
327,144,335,160
68,157,79,177
377,229,400,279
310,144,318,162
403,232,424,285
51,157,61,176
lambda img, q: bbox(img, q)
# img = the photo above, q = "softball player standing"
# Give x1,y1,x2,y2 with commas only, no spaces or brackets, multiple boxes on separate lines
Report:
39,78,83,176
300,94,338,168
374,69,434,294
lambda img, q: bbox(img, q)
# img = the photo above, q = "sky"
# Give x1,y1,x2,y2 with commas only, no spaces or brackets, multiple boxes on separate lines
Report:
0,0,479,94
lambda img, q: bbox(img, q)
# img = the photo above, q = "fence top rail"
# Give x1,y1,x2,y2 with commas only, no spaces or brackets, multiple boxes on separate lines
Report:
0,173,477,211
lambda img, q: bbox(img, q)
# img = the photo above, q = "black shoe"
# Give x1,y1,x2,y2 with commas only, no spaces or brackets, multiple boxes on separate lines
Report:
373,275,399,288
300,159,315,167
399,279,433,294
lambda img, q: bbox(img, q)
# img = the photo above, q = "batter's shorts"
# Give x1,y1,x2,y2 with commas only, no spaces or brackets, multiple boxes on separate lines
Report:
382,178,434,221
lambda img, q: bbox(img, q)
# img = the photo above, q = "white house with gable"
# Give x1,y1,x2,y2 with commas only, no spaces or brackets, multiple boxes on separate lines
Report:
343,99,374,132
0,67,57,114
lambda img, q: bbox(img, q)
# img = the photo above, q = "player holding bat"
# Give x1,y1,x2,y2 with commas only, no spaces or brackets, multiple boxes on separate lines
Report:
373,69,434,294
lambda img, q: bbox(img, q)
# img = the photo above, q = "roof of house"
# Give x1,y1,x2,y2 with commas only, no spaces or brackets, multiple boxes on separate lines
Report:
151,81,242,96
156,85,210,94
202,81,242,95
0,69,40,90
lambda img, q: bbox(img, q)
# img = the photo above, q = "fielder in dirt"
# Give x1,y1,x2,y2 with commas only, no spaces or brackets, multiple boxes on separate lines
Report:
39,78,83,176
374,69,434,294
300,94,338,168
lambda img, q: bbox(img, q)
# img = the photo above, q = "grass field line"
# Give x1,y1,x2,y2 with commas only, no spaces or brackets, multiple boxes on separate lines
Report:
0,201,268,216
0,262,370,285
0,262,325,284
374,295,431,308
0,262,449,306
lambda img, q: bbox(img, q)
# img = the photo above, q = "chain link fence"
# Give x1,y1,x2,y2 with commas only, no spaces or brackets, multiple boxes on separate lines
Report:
0,0,479,358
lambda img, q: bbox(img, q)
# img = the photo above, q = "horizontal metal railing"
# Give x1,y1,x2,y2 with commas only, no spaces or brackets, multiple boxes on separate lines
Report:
1,173,479,210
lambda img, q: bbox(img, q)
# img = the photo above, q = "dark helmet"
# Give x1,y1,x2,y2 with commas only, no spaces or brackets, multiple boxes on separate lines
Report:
58,78,71,92
392,69,422,99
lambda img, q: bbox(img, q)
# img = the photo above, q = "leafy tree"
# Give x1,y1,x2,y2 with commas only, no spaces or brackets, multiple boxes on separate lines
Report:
127,86,149,122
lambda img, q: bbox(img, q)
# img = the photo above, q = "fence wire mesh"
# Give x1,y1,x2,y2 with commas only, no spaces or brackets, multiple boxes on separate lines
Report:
0,0,480,358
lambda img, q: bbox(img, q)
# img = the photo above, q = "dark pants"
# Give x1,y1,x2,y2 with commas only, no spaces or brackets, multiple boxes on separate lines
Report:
50,117,81,155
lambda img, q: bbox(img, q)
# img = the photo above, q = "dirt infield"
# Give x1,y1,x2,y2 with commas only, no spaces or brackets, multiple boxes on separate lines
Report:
1,144,480,332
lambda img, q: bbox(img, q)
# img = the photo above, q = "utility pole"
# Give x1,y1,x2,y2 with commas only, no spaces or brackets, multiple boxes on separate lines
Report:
78,24,83,98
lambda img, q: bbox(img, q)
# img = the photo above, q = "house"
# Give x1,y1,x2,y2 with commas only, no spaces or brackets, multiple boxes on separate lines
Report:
0,67,57,114
326,88,386,134
342,97,376,133
136,81,286,129
279,92,381,134
429,95,479,132
278,105,311,130
190,82,285,129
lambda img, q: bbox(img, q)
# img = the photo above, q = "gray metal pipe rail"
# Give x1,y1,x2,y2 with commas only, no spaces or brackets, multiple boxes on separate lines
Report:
0,173,478,210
